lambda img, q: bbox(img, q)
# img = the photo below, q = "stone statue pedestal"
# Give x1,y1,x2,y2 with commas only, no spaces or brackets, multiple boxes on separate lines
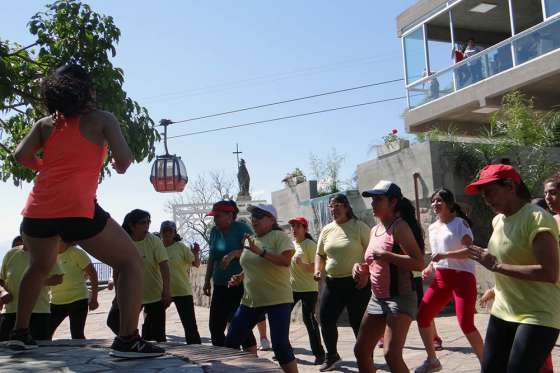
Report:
236,197,268,224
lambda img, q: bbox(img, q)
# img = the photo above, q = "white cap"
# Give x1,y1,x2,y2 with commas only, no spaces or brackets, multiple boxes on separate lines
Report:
247,204,278,219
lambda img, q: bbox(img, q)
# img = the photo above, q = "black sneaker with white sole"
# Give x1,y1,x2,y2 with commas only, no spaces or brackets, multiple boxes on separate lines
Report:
109,334,165,358
319,353,341,371
6,329,38,350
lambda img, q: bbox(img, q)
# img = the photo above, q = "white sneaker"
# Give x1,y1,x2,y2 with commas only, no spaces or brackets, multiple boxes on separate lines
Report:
258,337,271,351
415,358,442,373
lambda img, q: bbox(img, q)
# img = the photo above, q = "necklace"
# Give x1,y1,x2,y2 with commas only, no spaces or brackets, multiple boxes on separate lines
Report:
374,218,398,237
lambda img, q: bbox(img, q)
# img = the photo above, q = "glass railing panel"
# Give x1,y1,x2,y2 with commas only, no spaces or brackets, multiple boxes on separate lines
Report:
408,69,454,108
514,16,560,65
455,43,513,89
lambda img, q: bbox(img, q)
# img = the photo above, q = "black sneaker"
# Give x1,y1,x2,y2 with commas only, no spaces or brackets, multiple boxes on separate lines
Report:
6,329,38,350
314,355,326,365
109,334,165,358
319,354,341,371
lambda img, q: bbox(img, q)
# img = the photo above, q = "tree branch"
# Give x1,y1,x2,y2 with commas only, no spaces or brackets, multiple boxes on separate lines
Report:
6,42,38,57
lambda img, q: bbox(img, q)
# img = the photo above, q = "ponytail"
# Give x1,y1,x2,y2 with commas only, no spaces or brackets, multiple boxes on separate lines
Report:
304,232,316,242
453,204,473,228
395,197,425,253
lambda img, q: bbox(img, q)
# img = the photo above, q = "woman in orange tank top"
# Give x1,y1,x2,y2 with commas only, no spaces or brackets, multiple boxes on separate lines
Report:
11,64,163,358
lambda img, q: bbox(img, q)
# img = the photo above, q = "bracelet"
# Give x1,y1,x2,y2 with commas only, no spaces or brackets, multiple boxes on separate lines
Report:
260,249,267,258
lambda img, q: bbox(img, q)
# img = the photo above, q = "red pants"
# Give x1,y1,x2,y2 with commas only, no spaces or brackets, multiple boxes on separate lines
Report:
541,353,553,373
417,268,477,334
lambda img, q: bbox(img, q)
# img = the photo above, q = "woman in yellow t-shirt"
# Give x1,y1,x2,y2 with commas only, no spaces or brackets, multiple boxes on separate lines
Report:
225,204,298,373
50,244,99,339
160,220,201,344
288,216,325,365
313,194,371,371
0,236,63,341
107,209,170,342
465,164,560,373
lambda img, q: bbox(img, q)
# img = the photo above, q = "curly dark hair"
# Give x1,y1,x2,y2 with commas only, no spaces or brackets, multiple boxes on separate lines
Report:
40,64,94,117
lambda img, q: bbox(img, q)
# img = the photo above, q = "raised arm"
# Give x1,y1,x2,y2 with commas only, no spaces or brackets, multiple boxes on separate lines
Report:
101,111,133,173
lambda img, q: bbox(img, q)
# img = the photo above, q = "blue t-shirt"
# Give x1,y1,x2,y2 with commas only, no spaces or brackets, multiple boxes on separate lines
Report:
209,220,253,286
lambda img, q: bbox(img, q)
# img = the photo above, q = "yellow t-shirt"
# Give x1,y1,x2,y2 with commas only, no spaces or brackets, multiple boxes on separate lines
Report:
489,203,560,329
166,241,195,297
135,233,169,304
240,230,295,307
317,219,371,278
50,246,91,305
290,239,319,292
0,246,63,314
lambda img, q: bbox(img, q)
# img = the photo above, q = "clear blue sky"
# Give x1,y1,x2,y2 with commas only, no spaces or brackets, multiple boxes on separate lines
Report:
0,0,416,259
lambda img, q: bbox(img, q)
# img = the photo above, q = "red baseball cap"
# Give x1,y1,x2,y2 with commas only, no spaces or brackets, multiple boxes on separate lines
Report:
464,164,522,195
288,216,309,227
207,201,237,216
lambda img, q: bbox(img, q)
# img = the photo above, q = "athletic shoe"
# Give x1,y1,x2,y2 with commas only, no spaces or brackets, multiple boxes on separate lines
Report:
258,337,271,351
414,358,442,373
6,329,38,350
314,355,326,365
433,336,443,351
109,334,165,358
319,354,341,371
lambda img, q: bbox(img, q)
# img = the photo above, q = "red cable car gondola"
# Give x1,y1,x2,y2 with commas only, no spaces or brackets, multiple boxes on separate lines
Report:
150,119,188,193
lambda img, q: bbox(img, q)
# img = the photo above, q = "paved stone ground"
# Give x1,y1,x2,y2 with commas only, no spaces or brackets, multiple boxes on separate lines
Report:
2,289,559,372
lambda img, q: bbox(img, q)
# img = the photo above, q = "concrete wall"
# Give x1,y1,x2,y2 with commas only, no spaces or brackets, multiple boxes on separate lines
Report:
271,181,318,226
357,140,496,247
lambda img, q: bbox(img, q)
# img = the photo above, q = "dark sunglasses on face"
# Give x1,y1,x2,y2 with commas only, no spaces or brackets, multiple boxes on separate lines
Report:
250,212,269,221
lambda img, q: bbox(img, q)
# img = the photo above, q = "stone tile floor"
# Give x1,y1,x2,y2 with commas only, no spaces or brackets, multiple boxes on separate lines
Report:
1,289,558,372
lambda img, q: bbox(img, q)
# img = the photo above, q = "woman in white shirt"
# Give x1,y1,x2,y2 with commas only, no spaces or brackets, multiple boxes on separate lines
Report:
414,189,484,373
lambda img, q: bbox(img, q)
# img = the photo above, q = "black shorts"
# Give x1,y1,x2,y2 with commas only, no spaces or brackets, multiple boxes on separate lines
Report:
21,202,110,243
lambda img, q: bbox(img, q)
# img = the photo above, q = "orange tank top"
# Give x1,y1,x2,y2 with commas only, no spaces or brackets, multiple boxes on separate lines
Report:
22,115,108,219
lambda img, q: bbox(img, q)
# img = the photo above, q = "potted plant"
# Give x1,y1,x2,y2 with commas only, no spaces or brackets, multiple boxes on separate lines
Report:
376,129,410,157
282,168,307,187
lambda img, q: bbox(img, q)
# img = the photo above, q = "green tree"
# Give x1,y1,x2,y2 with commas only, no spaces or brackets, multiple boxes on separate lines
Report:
0,0,159,185
424,91,560,196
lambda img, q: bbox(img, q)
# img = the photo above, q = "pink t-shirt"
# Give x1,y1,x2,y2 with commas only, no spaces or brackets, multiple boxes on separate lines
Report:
365,219,413,299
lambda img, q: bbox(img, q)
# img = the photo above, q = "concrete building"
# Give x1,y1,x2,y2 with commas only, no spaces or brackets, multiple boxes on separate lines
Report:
398,0,560,133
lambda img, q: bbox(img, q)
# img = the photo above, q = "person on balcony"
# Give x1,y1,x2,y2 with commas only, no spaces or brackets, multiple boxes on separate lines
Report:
463,38,483,83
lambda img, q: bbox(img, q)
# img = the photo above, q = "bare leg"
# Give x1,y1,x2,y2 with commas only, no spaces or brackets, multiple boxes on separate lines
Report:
384,314,412,373
419,325,437,360
15,235,60,330
354,314,386,373
80,218,143,336
280,360,299,373
257,320,268,340
465,330,484,362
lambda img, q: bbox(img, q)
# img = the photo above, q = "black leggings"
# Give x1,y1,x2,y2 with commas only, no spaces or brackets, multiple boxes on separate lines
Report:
209,284,257,348
320,276,371,357
173,295,201,344
292,291,325,358
482,315,559,373
50,298,89,339
0,313,51,341
107,299,166,342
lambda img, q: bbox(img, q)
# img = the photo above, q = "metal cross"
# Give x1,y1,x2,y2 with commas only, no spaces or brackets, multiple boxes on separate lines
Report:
233,143,243,166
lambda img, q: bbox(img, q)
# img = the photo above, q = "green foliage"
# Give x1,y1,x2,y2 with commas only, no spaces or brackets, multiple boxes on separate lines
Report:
441,91,559,196
0,0,159,184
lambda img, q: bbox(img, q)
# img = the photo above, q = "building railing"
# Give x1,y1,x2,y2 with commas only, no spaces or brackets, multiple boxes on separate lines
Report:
92,262,112,284
407,15,560,109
